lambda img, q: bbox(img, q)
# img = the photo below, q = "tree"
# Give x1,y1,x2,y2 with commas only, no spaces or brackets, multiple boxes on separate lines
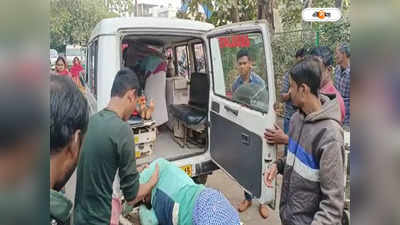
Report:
257,0,275,32
50,0,117,52
177,0,258,27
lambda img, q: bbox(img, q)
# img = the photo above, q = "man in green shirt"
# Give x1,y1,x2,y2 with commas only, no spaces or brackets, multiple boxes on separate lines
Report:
137,158,240,225
74,68,159,225
50,75,89,225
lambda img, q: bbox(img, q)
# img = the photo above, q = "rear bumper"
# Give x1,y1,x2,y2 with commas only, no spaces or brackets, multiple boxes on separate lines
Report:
195,160,219,177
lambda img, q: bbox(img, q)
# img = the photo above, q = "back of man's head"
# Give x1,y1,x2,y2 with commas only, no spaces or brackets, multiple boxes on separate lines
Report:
111,68,141,98
50,75,89,155
310,46,333,67
290,56,322,96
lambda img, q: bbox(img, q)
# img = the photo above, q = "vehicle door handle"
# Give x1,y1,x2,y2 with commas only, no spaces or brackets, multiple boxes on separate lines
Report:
224,105,238,116
241,133,250,145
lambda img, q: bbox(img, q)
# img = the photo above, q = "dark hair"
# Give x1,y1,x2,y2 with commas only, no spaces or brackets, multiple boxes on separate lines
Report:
310,46,333,67
338,43,350,57
295,48,307,58
50,75,89,154
111,68,142,97
56,56,67,66
236,49,251,61
289,56,321,96
73,57,80,64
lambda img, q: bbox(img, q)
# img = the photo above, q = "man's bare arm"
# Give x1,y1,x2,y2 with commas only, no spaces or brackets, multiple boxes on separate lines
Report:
127,164,159,206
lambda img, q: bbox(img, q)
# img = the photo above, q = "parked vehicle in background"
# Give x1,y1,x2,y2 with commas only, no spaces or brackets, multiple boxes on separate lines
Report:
65,44,83,67
49,49,58,70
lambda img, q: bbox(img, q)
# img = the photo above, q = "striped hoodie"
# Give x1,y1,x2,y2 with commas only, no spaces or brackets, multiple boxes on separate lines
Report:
276,94,345,225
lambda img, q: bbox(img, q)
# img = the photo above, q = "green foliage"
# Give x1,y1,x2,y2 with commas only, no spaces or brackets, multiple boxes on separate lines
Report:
273,0,350,99
271,30,315,98
177,0,258,26
278,0,303,30
50,0,117,52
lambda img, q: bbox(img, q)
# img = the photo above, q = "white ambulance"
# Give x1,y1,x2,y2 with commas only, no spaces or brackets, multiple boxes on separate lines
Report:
81,16,278,208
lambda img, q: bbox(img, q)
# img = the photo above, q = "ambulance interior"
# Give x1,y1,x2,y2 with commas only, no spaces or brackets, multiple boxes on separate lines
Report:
121,35,209,165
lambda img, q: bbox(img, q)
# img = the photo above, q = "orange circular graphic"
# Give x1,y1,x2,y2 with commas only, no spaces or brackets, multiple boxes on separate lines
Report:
317,10,326,19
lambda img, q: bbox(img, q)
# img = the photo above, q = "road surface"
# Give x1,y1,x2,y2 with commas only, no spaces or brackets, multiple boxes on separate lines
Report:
206,169,282,225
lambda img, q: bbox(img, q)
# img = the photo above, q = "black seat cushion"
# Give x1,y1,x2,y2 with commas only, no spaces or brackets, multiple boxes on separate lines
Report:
189,72,209,109
169,72,209,126
169,104,207,126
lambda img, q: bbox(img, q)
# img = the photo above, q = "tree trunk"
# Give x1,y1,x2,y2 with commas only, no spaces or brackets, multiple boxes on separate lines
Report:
258,0,274,33
232,0,239,23
335,0,343,8
303,0,312,8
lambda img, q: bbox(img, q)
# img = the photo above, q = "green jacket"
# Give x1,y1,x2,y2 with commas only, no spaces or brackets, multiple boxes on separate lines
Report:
50,189,72,225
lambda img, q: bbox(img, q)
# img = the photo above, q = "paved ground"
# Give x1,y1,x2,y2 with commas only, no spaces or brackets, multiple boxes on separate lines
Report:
206,169,282,225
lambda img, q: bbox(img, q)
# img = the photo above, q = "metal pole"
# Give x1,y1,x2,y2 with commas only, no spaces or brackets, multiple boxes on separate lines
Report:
315,24,320,47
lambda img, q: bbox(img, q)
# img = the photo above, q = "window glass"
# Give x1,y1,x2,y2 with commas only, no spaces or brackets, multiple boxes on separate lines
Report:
176,45,189,78
193,43,206,73
210,33,268,112
87,40,98,99
165,48,175,77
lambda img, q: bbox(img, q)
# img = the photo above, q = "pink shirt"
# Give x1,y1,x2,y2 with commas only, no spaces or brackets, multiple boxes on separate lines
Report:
321,81,346,123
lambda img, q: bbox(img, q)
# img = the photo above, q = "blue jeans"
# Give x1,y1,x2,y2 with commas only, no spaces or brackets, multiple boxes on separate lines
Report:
283,117,290,156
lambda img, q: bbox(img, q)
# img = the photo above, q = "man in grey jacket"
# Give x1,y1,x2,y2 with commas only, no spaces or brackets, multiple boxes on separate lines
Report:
264,56,345,225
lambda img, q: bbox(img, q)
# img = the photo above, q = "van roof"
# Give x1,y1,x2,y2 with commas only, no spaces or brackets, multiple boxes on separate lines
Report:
89,17,215,42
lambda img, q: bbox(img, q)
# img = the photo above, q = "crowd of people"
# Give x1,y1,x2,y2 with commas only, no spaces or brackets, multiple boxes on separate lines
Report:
49,42,350,225
228,43,351,225
51,56,85,93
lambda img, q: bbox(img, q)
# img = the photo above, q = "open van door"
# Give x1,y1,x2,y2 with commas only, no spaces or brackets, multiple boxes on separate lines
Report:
204,21,277,206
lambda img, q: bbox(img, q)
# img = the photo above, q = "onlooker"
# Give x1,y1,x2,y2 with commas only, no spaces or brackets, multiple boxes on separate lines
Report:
232,49,265,93
265,47,346,145
70,57,84,78
50,75,89,225
311,46,346,123
280,48,306,151
136,158,241,225
55,56,71,77
235,49,268,218
73,68,159,225
335,43,351,128
264,56,345,225
69,57,85,91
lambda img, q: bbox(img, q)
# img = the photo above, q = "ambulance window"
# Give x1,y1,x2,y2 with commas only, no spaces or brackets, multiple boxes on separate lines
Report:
176,45,190,78
193,43,206,73
87,40,98,99
210,33,268,113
